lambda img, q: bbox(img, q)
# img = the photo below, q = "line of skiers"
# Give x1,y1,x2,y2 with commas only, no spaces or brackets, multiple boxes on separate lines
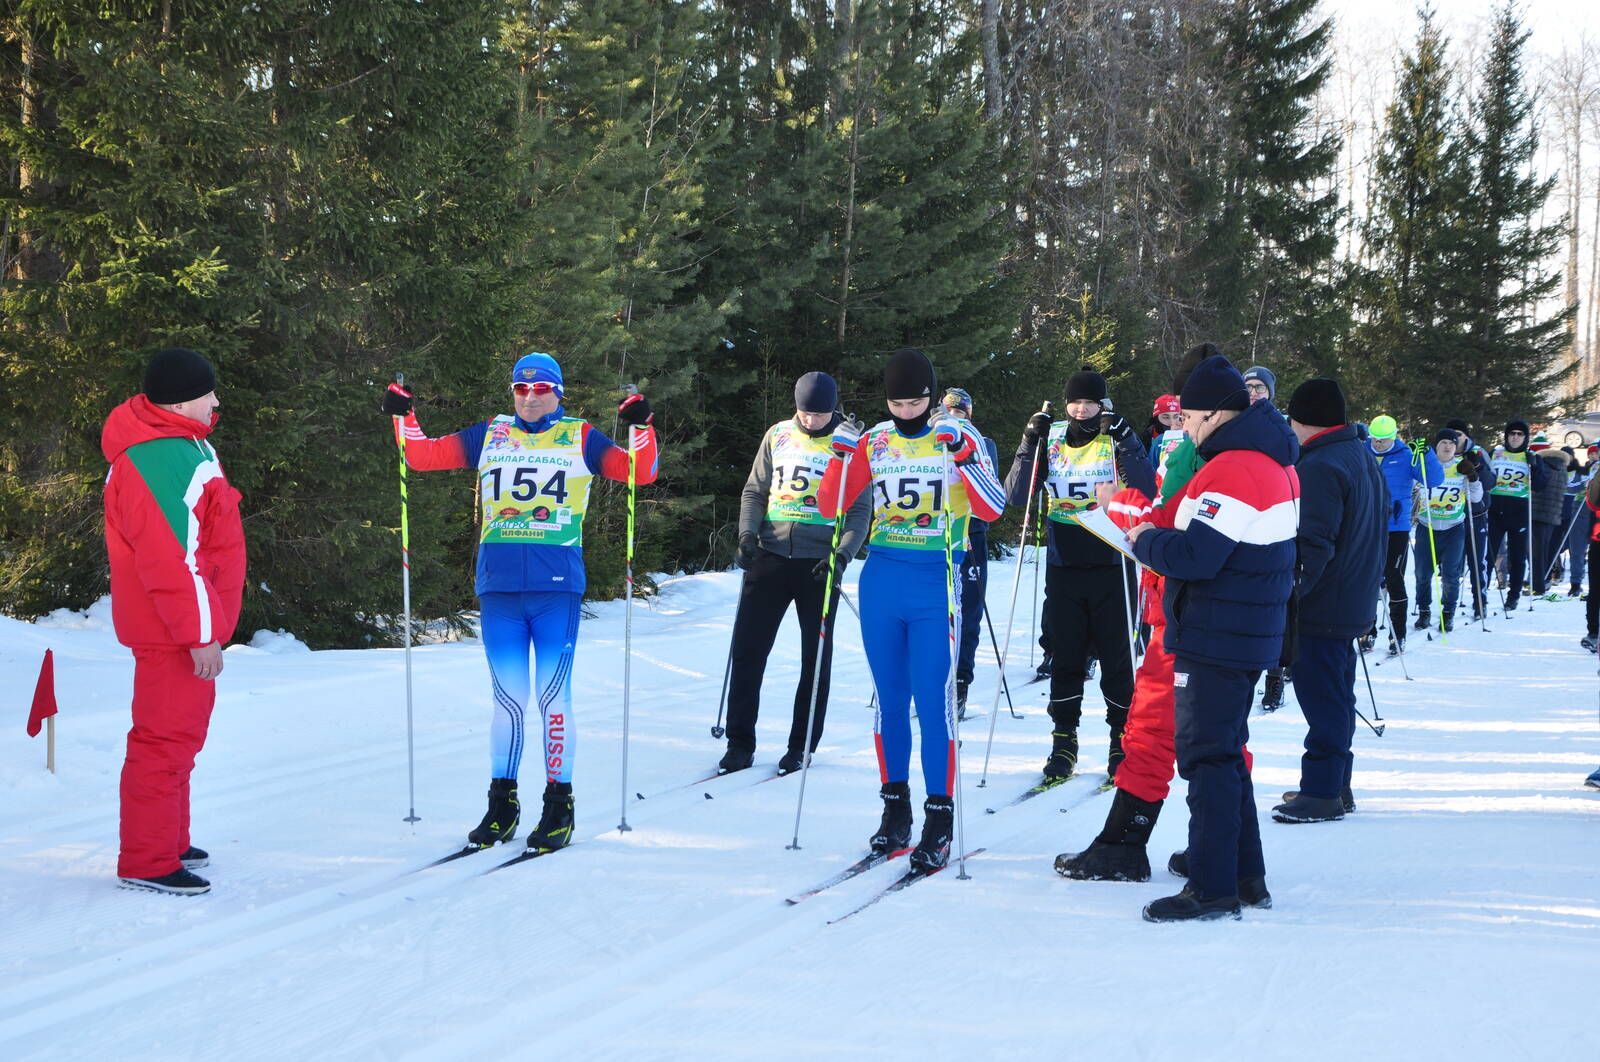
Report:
100,344,1600,904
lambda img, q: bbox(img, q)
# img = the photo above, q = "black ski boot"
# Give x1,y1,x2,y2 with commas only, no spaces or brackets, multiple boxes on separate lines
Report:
179,845,209,870
776,749,808,775
1054,789,1161,882
1271,792,1345,823
1035,652,1053,681
717,746,754,775
1442,613,1455,633
525,781,574,853
1042,730,1079,780
1357,633,1375,653
1412,609,1431,632
1142,887,1241,922
467,777,521,848
1106,728,1126,781
1583,634,1598,653
909,796,954,874
1261,672,1285,712
1386,634,1404,657
869,781,913,854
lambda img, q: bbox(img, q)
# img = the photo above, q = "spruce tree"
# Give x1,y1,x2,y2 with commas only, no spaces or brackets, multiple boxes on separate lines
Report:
1453,2,1577,431
1352,8,1471,428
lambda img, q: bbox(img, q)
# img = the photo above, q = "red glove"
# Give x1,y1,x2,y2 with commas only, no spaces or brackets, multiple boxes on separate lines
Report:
1104,487,1153,531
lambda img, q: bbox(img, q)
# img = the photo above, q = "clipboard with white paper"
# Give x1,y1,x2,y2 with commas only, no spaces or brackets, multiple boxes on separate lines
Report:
1069,505,1140,563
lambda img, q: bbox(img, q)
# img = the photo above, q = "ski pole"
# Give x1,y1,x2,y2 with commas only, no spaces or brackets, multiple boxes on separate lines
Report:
788,439,854,851
1029,493,1043,667
1354,639,1387,735
1526,486,1535,609
391,373,420,825
1463,486,1491,631
982,605,1019,718
618,387,640,834
711,543,747,740
978,401,1050,787
942,445,970,881
1536,491,1587,593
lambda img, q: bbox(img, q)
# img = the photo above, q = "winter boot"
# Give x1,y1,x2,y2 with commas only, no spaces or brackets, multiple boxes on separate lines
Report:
179,846,209,870
1583,634,1598,653
869,782,913,854
1412,609,1431,632
909,796,954,874
718,746,754,775
1357,633,1375,654
1505,592,1520,612
119,868,211,896
1163,852,1270,908
1585,766,1600,790
1034,653,1054,682
525,781,574,853
1442,613,1455,633
1271,792,1345,824
1141,887,1241,923
1042,730,1079,780
955,679,969,721
467,777,521,848
1261,672,1285,713
776,749,808,775
1281,786,1355,814
1053,790,1161,882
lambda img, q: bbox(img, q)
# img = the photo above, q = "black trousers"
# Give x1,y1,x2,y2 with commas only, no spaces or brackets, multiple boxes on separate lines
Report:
1382,529,1410,633
725,551,839,755
1045,562,1135,739
1587,540,1600,638
1173,655,1265,901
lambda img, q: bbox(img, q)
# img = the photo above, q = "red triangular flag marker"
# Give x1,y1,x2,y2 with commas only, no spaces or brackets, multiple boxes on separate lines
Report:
27,649,58,738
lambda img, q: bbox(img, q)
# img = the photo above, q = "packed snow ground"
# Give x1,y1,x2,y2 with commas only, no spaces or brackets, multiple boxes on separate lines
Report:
0,557,1595,1060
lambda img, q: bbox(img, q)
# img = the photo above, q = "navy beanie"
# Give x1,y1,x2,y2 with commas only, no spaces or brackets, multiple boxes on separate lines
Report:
794,371,839,414
1178,354,1249,412
142,347,217,405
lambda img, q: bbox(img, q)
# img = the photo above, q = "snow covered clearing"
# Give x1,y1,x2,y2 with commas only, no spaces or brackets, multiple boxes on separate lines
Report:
0,560,1595,1059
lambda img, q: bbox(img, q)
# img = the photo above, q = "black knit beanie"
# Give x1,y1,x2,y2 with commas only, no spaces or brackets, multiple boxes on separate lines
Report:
142,347,217,405
1064,367,1108,404
794,371,839,415
1287,378,1347,428
884,347,936,434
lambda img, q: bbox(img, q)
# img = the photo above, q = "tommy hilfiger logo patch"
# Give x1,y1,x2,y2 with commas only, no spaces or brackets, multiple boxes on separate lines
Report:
1174,672,1189,688
1197,498,1221,520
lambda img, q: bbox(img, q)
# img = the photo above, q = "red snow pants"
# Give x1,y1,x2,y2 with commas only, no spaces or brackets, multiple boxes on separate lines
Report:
1113,594,1252,804
118,648,216,878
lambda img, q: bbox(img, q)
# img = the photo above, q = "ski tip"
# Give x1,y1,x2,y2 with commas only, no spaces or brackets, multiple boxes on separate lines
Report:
635,792,645,800
704,792,713,800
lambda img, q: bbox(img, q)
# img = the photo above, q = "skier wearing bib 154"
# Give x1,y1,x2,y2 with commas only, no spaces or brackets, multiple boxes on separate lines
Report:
721,371,871,776
817,348,1006,873
381,353,659,853
1003,368,1157,783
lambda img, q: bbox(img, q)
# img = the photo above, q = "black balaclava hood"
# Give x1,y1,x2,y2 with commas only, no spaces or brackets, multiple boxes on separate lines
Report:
884,347,936,435
1504,419,1530,453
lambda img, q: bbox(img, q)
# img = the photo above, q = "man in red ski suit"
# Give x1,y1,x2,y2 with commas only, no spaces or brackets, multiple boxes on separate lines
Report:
103,348,245,895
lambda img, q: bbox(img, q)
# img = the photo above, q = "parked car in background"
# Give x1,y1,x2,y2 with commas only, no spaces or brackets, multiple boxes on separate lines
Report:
1548,411,1600,448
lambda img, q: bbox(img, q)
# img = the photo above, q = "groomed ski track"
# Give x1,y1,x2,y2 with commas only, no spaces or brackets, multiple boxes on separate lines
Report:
0,564,1595,1059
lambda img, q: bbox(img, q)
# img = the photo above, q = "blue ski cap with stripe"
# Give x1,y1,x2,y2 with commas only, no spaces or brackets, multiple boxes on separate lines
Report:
512,351,564,397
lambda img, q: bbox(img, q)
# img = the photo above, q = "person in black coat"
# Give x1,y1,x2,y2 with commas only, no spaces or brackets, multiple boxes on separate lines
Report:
1274,379,1386,824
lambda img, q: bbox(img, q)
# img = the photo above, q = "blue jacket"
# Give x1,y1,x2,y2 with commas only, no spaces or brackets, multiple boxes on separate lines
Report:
1132,400,1300,671
1370,436,1443,532
1297,424,1387,640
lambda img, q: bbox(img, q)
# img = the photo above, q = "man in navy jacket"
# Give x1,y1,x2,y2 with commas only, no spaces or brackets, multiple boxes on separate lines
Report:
1127,354,1299,922
1274,379,1385,824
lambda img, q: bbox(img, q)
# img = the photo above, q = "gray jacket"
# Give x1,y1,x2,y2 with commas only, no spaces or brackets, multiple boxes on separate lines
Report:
738,417,871,560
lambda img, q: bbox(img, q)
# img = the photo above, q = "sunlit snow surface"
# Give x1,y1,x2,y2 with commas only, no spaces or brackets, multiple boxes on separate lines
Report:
0,563,1594,1059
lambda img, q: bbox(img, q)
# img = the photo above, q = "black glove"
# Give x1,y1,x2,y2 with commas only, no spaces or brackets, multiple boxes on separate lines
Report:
738,532,760,569
811,551,849,582
1457,451,1480,481
1099,412,1134,442
618,392,653,427
1022,411,1052,447
382,382,413,417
